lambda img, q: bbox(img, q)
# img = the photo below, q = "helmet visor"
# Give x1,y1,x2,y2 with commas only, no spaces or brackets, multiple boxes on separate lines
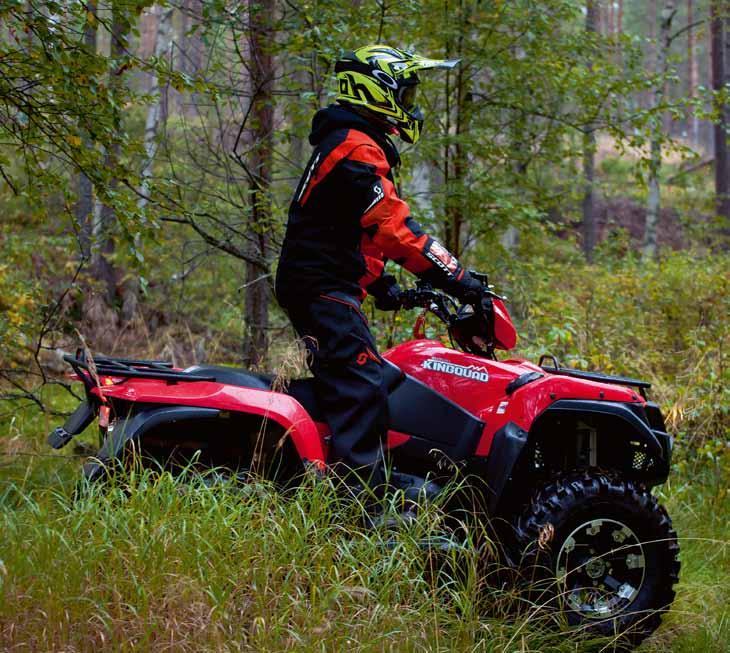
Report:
398,83,418,111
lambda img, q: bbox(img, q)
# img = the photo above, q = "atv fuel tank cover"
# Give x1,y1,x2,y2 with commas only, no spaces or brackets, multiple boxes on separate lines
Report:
505,371,544,395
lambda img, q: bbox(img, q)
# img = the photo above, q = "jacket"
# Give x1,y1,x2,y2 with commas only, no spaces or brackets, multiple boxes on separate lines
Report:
275,104,469,307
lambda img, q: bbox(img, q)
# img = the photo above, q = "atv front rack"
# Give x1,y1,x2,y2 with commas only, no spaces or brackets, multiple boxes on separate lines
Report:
64,349,215,393
538,355,651,398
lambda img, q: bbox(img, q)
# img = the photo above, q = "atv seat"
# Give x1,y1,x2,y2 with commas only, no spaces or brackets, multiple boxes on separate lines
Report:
183,365,272,390
183,361,405,423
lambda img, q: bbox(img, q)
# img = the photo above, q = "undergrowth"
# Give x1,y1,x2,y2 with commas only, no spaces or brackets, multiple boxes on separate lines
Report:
0,244,728,651
1,461,725,653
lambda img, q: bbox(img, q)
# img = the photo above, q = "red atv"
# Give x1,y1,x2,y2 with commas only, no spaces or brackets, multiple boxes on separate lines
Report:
49,275,679,644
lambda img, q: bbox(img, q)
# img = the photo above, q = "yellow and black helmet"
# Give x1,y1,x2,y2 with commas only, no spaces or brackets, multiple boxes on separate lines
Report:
335,45,459,144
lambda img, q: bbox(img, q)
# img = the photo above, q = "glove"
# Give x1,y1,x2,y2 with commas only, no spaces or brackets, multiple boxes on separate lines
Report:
367,274,403,311
443,269,484,304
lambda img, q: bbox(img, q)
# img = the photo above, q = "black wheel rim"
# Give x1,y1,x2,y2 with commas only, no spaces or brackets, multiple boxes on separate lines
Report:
556,518,646,619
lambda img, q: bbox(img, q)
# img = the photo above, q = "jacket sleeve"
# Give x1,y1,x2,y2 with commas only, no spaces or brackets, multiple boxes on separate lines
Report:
344,143,468,290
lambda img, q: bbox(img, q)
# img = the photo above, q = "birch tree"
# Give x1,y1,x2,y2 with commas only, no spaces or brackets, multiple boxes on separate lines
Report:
644,1,677,259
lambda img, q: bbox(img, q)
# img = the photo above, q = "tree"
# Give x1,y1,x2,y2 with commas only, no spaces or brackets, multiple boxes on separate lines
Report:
74,0,98,262
583,0,599,262
687,0,699,145
644,1,677,259
242,0,275,368
710,0,730,225
90,5,130,313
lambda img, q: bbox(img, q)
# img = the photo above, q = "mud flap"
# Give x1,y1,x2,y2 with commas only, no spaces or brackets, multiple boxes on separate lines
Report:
48,400,95,449
484,421,528,514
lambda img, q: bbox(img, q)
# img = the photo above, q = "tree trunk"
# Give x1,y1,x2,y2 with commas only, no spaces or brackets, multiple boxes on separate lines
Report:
644,2,677,259
178,0,203,115
139,6,173,210
91,5,126,305
75,1,96,261
583,0,598,262
617,0,624,65
711,0,730,225
242,0,275,368
647,0,658,109
607,0,614,37
449,50,467,258
117,5,174,323
687,0,699,145
596,0,604,35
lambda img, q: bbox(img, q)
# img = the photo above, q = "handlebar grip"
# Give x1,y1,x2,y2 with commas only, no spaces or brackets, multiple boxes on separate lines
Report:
398,288,439,310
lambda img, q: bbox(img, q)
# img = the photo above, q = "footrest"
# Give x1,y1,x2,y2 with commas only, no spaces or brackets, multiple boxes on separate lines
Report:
48,427,74,449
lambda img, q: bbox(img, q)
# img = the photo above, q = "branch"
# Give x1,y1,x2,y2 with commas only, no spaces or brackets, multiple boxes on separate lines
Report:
667,157,714,183
669,19,706,45
0,163,17,194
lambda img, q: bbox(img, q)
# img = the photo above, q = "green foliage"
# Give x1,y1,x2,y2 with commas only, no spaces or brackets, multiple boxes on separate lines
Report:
1,2,729,648
499,246,729,450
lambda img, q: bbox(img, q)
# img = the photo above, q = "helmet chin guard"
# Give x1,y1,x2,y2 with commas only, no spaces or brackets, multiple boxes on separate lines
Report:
335,45,459,144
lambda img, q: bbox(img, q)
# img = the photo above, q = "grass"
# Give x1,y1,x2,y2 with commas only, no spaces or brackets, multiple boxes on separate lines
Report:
0,400,728,652
0,243,727,651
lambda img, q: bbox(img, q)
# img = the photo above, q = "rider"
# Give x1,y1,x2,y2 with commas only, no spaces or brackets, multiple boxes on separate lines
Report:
275,45,484,489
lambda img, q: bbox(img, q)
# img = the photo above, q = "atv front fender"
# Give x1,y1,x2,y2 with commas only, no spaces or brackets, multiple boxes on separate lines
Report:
541,399,666,459
530,399,672,486
482,399,672,513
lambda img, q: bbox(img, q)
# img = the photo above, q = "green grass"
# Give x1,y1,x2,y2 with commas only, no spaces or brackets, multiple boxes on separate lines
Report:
1,243,727,651
0,403,727,652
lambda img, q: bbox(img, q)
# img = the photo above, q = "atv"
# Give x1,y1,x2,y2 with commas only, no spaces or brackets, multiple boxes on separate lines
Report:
49,275,679,645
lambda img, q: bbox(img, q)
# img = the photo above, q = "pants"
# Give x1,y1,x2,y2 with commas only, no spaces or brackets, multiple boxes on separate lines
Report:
285,292,388,480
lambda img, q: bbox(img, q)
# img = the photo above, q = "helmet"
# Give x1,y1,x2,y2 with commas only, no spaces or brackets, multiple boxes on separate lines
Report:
335,45,459,144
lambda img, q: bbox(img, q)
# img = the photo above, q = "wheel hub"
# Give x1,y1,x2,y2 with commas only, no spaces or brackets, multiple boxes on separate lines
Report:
556,518,646,619
585,557,606,579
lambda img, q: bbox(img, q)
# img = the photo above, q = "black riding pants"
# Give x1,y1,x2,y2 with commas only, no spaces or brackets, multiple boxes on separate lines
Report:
285,293,388,479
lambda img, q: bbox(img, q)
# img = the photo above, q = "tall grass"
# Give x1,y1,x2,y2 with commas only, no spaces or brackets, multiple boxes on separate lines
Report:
0,452,727,652
0,467,592,652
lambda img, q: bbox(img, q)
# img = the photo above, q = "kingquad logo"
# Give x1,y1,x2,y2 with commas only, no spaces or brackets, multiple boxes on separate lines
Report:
422,358,489,383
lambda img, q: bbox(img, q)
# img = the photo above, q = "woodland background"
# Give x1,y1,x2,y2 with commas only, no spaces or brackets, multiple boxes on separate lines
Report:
0,1,728,651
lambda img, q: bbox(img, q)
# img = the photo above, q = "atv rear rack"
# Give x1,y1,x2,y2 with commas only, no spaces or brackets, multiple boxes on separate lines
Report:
538,355,651,398
64,349,215,393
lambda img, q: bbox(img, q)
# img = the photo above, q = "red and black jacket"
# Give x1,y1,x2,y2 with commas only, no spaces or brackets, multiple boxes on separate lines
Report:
275,105,468,308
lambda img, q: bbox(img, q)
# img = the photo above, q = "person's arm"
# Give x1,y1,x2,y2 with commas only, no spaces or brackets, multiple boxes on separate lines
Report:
344,143,482,300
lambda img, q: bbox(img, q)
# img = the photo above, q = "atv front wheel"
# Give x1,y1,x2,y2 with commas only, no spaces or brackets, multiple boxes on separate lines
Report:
513,471,680,646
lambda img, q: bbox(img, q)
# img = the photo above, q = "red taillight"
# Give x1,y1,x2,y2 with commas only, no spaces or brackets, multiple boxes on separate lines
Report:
99,405,110,428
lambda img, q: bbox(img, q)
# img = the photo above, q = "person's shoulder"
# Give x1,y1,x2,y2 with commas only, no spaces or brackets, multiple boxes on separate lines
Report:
341,130,389,169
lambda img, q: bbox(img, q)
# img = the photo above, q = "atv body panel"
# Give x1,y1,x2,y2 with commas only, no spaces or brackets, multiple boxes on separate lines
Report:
382,339,645,456
78,339,670,500
50,278,678,644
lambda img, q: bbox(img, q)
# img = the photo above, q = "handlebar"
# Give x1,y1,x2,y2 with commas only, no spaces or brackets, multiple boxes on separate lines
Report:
394,274,506,357
398,286,442,310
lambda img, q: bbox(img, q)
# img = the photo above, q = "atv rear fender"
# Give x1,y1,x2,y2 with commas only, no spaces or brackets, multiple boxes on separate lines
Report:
84,384,327,480
83,406,220,480
484,399,672,514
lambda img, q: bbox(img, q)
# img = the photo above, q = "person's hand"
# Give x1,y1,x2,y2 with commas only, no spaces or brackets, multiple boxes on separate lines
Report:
368,274,403,311
450,270,484,304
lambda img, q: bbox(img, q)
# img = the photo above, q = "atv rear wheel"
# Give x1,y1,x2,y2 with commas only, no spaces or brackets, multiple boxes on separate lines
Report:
513,471,680,646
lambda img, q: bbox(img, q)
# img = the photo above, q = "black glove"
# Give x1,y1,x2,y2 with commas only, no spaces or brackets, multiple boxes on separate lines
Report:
367,274,403,311
444,269,484,304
